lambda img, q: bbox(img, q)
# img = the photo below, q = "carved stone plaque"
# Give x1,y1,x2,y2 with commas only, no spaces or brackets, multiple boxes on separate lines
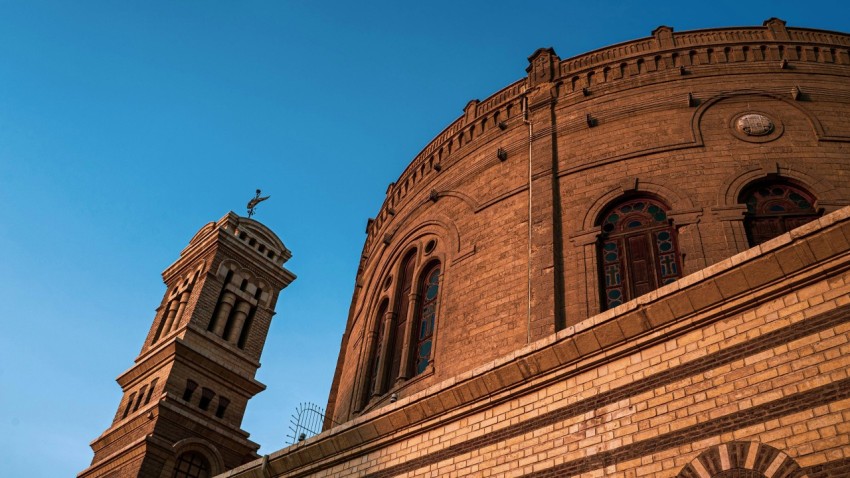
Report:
736,113,775,136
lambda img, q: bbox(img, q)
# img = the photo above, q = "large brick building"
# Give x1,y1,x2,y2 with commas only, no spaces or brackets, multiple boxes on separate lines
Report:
82,19,850,478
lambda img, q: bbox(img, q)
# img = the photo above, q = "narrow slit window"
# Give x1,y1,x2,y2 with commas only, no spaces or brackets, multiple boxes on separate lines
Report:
122,392,137,419
215,397,230,418
133,385,148,411
182,379,198,402
144,378,159,405
198,388,215,411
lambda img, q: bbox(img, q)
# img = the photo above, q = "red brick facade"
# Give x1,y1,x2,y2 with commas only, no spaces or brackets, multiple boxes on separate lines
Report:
324,18,850,427
79,213,295,478
230,18,850,478
86,18,850,478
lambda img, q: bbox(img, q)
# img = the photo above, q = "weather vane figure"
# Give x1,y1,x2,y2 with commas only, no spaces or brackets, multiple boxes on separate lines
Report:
246,189,270,218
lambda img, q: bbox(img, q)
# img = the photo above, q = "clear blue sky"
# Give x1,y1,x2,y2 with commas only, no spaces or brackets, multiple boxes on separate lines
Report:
0,2,847,476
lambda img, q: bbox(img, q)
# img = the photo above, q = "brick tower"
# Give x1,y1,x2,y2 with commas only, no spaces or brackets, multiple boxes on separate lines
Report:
79,212,295,478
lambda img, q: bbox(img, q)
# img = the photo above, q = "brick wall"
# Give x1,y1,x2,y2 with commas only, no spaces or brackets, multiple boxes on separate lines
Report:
326,20,850,428
224,204,850,478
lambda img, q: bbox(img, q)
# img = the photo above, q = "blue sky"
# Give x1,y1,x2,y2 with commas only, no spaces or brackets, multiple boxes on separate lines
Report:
1,2,847,476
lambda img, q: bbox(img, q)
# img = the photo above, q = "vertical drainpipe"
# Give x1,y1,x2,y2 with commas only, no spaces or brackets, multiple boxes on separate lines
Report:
523,91,533,343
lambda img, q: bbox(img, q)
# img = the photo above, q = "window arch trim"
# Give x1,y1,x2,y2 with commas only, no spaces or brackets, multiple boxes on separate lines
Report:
739,178,821,247
582,181,693,233
717,162,837,209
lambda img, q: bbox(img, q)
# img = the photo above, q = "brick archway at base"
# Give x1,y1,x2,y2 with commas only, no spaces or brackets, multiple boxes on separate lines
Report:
677,442,807,478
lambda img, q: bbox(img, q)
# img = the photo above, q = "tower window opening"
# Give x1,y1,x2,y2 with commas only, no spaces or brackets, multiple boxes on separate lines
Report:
208,273,237,333
198,388,215,411
144,378,159,405
215,397,230,418
182,380,198,402
152,293,178,344
133,385,148,412
122,392,137,419
237,306,256,349
221,302,240,341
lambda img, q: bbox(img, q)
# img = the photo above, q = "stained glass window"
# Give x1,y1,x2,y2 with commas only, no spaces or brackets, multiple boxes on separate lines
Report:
412,263,440,376
599,198,682,310
740,181,819,246
362,247,444,407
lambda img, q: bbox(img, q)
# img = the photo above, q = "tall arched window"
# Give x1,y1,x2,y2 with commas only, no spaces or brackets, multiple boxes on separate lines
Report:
360,244,444,409
389,251,416,383
411,262,440,376
172,451,211,478
740,180,819,247
366,300,389,400
599,197,682,310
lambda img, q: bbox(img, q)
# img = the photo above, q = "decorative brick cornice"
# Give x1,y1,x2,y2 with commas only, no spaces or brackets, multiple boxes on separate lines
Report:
363,20,850,256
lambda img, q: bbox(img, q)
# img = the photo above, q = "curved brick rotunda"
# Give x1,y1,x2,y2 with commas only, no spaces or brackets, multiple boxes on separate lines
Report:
81,19,850,478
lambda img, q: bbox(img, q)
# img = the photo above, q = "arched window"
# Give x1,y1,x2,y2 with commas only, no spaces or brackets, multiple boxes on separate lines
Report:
411,263,440,376
366,300,389,400
360,243,444,409
172,451,211,478
389,251,416,383
599,197,682,310
740,180,819,247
